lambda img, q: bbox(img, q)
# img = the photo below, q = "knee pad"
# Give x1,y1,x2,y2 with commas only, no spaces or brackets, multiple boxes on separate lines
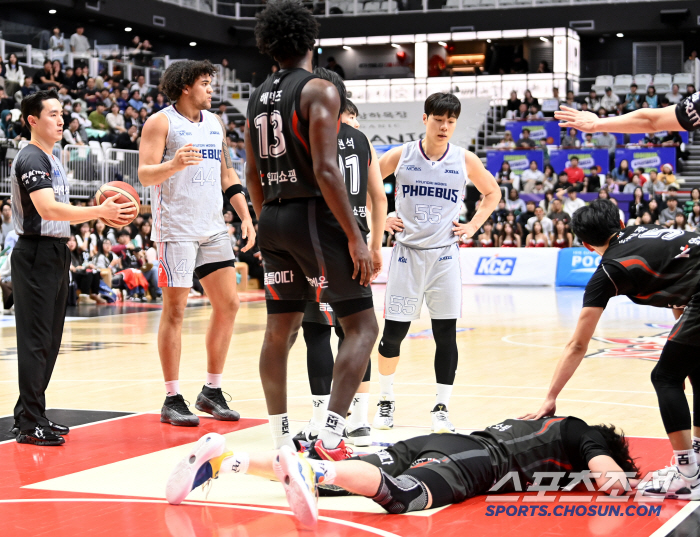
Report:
371,471,429,514
379,320,411,358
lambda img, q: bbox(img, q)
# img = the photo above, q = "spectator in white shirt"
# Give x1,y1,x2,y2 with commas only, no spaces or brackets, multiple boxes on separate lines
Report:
130,75,147,95
560,186,586,215
600,87,620,113
70,26,90,69
106,103,126,134
665,84,683,105
218,103,230,125
521,160,544,192
526,206,554,235
584,90,602,111
506,188,527,213
684,50,697,78
63,117,85,146
526,104,544,120
49,27,66,61
582,132,597,148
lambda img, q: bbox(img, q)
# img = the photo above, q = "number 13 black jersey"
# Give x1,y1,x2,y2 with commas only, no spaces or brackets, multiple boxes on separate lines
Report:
248,69,324,204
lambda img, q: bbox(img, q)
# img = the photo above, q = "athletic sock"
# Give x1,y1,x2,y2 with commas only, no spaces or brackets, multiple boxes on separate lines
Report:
348,393,370,427
693,437,700,455
269,413,295,450
219,452,250,474
205,373,222,389
435,383,453,408
311,395,329,430
673,448,699,478
165,380,180,397
318,411,345,449
378,373,395,398
307,458,337,485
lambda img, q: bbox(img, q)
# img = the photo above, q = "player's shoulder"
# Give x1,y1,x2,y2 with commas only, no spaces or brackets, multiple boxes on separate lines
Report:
675,91,700,132
15,144,51,172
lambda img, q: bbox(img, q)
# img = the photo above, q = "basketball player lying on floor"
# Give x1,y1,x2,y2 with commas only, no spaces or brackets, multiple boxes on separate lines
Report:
166,416,639,526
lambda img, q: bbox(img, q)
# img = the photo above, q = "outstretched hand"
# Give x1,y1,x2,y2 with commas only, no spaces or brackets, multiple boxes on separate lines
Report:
555,106,599,133
519,398,556,421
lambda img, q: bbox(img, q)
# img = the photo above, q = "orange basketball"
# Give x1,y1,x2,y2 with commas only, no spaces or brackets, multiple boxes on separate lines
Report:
95,181,141,227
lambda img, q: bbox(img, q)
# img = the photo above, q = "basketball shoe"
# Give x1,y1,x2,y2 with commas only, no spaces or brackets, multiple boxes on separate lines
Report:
372,396,395,430
346,424,371,447
161,394,200,427
166,433,229,505
293,421,320,444
431,404,456,433
195,386,240,421
639,464,700,500
274,445,322,527
307,438,353,461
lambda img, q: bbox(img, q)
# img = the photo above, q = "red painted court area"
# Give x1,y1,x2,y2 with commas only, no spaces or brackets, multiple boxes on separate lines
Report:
0,415,689,536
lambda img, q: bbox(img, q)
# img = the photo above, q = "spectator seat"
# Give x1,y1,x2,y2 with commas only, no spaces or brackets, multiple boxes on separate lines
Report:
363,1,382,10
591,75,614,95
674,73,694,88
634,74,653,91
653,74,672,94
612,75,634,94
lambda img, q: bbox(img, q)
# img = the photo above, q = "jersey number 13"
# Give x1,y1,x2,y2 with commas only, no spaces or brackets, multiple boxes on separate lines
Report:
254,112,287,158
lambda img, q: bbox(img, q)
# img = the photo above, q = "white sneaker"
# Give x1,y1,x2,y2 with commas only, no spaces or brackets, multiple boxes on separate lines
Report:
431,404,456,433
372,396,395,430
346,423,371,447
639,464,700,500
293,420,320,444
274,445,319,527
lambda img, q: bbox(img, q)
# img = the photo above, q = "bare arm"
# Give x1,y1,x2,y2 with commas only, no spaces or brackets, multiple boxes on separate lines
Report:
556,105,681,134
520,307,604,419
452,151,501,239
378,146,404,180
588,455,640,493
30,188,136,226
138,113,202,187
244,121,264,219
304,79,372,286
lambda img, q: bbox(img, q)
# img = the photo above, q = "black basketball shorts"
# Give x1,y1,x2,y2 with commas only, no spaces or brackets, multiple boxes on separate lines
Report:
258,197,373,315
668,292,700,347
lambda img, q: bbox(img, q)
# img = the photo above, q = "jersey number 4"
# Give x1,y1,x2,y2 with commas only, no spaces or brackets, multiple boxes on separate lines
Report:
338,154,360,195
254,111,287,158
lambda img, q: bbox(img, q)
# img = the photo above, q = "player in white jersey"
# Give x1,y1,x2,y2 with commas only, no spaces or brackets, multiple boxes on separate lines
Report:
138,60,255,427
374,93,500,433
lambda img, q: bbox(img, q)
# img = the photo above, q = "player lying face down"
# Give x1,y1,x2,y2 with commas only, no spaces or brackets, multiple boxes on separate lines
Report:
166,415,639,526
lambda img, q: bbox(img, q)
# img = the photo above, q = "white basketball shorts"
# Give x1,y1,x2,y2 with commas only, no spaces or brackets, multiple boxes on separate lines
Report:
157,231,236,288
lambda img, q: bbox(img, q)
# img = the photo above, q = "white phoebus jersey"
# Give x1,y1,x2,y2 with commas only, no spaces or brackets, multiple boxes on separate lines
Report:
152,106,226,242
393,141,468,249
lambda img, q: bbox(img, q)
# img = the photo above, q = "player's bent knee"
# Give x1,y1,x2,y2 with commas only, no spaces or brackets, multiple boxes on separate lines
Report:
371,471,429,514
379,320,411,358
651,362,683,389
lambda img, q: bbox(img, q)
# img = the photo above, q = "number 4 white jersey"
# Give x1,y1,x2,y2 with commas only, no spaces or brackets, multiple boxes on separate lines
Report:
393,141,469,249
151,106,226,242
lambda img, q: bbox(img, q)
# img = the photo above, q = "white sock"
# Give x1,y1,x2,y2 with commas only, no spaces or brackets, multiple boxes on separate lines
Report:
348,393,370,427
269,413,295,450
693,437,700,454
312,395,329,429
435,383,453,408
307,458,337,485
318,411,345,449
219,452,250,474
205,373,222,389
165,380,180,397
378,373,395,398
673,449,698,477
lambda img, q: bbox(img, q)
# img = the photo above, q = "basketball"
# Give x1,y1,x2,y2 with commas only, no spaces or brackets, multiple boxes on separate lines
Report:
94,181,140,227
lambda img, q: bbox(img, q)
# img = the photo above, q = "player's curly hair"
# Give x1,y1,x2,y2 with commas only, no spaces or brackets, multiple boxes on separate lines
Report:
591,424,640,477
255,0,319,62
159,60,216,102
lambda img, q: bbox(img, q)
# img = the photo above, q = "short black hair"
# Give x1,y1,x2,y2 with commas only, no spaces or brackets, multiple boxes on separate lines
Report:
159,60,216,102
570,156,579,162
21,89,60,126
570,199,622,246
424,92,461,119
522,128,530,134
590,424,640,477
255,0,319,62
118,229,131,237
312,67,346,119
345,99,358,116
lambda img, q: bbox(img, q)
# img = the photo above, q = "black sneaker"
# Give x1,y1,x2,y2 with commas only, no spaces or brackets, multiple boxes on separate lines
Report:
195,386,240,421
16,425,65,446
293,421,319,444
161,394,200,427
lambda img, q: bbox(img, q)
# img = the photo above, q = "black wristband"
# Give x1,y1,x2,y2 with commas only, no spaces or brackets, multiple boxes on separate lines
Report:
224,184,245,200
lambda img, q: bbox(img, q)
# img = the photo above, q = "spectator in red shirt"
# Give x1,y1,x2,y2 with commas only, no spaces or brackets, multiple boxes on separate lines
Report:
564,156,585,189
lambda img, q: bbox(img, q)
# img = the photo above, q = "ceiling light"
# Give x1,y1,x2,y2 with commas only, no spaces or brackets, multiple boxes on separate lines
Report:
125,27,132,32
486,39,491,43
317,47,323,54
391,43,400,48
343,45,351,50
49,9,56,14
438,41,447,47
617,33,624,38
539,36,549,42
189,42,197,46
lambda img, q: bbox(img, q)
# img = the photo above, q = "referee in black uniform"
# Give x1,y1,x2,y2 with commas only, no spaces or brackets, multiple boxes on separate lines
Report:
9,90,135,446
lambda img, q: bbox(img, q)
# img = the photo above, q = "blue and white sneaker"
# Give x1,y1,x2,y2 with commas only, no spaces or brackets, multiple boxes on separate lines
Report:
166,433,230,505
639,464,700,500
274,445,322,527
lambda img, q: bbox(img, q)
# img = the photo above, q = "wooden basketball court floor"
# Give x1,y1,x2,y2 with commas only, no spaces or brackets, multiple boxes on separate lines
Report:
1,284,698,536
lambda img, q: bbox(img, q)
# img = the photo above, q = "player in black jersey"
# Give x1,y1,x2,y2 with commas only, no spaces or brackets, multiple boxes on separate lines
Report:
524,200,700,499
294,69,387,448
167,416,639,526
245,0,378,460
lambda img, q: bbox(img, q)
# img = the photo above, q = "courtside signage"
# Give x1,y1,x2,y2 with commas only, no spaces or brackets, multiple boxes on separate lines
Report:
475,256,517,276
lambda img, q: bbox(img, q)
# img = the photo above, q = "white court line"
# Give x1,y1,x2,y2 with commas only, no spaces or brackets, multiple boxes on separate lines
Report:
0,498,402,537
648,501,700,537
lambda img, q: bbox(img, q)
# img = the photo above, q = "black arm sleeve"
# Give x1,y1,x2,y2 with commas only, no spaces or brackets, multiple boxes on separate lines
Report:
582,263,619,308
675,92,700,132
16,146,54,194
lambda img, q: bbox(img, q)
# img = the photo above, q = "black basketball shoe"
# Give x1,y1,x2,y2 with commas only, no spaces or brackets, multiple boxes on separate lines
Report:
16,425,65,446
161,394,200,426
195,386,240,421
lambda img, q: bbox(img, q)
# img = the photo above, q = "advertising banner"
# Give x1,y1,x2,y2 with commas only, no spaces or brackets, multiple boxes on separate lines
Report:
486,150,544,177
614,147,677,172
549,149,609,175
555,247,602,287
505,121,561,145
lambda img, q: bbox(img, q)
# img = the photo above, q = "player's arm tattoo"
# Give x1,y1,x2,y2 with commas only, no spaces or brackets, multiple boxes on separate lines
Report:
215,114,234,170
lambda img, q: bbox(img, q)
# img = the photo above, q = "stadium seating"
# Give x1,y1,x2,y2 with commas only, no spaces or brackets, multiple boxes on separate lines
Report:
674,72,694,88
633,73,652,91
591,75,613,94
652,73,672,94
612,74,634,94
